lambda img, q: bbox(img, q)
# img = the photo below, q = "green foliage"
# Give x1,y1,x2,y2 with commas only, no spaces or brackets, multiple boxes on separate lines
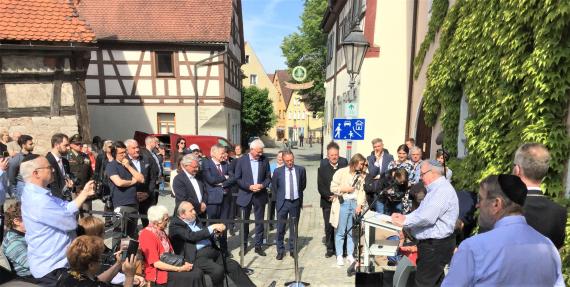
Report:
281,0,328,112
241,86,276,146
420,0,570,281
413,0,448,79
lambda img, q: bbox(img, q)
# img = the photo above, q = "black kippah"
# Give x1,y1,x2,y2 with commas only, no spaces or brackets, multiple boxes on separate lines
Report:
497,174,528,206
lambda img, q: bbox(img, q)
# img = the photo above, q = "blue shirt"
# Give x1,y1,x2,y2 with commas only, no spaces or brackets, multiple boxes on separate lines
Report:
21,182,79,278
442,215,564,287
249,154,259,185
404,176,458,240
186,220,214,251
0,170,6,206
106,160,137,207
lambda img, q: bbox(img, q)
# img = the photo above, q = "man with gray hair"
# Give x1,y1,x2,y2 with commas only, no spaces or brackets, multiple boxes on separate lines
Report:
235,139,271,256
20,156,95,285
513,143,567,249
409,146,423,184
201,143,235,256
124,139,155,227
443,174,563,286
173,154,207,219
392,159,459,286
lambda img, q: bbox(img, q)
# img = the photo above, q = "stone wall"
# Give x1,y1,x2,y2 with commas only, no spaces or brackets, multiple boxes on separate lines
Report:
0,116,79,155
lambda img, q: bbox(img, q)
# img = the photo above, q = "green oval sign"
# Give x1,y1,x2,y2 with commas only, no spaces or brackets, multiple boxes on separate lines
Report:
292,66,307,82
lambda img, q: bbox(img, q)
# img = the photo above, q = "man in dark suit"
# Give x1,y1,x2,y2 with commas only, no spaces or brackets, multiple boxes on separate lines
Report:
272,151,306,260
235,139,271,256
318,141,348,258
366,138,394,212
169,201,255,287
125,139,155,227
202,143,235,256
140,136,161,204
173,154,208,219
513,143,567,249
46,133,73,200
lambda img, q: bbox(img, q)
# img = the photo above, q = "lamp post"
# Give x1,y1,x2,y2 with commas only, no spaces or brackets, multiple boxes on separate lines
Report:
341,26,369,160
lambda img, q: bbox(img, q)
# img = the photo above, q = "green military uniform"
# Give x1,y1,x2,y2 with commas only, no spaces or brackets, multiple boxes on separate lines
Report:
67,135,93,191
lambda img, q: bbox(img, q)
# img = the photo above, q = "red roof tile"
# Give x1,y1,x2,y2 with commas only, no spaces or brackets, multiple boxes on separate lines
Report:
275,70,294,110
78,0,234,43
0,0,95,43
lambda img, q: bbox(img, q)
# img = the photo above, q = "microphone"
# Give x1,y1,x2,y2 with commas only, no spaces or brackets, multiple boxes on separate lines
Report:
435,132,444,146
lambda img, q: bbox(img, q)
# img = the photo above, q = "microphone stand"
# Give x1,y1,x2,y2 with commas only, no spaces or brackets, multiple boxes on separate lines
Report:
343,186,385,274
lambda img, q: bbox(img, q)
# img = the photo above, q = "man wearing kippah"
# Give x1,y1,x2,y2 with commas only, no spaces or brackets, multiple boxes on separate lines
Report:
391,159,459,286
443,174,563,286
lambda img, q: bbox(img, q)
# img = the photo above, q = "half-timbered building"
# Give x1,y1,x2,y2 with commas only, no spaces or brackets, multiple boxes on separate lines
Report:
78,0,245,143
0,0,96,154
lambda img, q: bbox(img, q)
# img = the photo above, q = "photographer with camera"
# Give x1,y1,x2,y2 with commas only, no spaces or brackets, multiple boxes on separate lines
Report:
46,133,74,201
68,134,94,216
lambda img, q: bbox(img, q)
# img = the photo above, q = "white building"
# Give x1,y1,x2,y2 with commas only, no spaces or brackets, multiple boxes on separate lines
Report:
78,0,245,143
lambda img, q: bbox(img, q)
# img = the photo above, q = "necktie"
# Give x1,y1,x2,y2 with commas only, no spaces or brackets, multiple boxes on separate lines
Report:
289,168,294,200
216,164,223,176
57,158,65,175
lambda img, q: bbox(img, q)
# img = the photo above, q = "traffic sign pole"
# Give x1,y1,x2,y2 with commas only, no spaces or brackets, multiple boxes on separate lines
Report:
347,140,353,161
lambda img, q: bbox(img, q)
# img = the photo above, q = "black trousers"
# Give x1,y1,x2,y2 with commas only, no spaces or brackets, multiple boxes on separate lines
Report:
416,235,455,287
268,199,276,227
139,195,153,227
194,246,255,287
321,206,335,253
35,267,66,287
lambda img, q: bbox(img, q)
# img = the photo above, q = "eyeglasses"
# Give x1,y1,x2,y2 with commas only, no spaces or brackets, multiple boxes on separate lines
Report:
420,169,431,177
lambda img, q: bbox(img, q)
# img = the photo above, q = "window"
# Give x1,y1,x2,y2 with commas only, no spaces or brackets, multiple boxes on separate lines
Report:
326,33,335,65
156,52,174,77
245,55,250,64
250,74,257,85
157,113,176,134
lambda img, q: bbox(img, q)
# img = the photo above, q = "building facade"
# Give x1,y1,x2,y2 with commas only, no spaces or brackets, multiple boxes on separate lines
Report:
322,0,414,157
0,0,96,154
241,43,284,141
79,0,245,144
274,70,323,145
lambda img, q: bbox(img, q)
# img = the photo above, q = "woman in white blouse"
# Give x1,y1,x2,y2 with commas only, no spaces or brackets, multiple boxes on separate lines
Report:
330,153,367,267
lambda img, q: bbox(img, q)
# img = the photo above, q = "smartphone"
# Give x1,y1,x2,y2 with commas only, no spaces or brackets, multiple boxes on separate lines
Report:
121,239,139,260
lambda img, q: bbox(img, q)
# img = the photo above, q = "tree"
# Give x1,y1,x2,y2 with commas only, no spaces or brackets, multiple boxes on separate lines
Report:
281,0,327,112
241,86,276,146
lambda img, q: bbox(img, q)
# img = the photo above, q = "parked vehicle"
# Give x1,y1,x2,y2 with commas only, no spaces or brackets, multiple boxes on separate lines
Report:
133,131,233,178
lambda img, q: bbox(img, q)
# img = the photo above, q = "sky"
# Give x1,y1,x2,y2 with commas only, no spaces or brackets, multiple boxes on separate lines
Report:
242,0,304,74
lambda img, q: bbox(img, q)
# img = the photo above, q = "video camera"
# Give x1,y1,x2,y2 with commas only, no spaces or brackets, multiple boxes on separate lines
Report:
376,168,408,202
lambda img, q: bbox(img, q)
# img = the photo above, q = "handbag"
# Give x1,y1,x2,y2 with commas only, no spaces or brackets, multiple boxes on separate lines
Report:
159,252,184,266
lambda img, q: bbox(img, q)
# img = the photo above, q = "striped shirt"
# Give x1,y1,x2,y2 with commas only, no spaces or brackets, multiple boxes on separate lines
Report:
404,176,459,240
1,229,31,277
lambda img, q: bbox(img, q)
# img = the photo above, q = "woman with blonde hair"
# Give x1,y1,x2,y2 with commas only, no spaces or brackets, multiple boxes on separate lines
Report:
330,153,368,266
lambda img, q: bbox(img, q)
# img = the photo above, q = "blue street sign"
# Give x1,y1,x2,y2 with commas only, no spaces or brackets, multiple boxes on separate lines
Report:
332,118,366,140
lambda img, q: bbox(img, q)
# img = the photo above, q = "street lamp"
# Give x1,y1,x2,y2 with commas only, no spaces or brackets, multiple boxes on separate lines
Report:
342,27,370,88
341,27,369,160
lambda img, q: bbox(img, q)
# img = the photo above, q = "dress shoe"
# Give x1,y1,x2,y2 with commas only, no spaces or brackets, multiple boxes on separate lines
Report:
289,251,295,258
325,250,335,258
254,246,266,256
276,252,284,260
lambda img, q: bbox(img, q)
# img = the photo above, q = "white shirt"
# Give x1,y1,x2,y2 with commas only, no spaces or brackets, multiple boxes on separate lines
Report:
285,167,298,200
129,156,141,172
184,170,202,202
54,154,65,175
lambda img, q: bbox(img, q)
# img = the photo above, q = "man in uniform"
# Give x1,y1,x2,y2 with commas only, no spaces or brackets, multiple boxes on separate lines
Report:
67,134,93,216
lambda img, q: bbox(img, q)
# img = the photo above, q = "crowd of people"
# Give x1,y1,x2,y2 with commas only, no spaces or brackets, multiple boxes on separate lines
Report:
0,129,567,286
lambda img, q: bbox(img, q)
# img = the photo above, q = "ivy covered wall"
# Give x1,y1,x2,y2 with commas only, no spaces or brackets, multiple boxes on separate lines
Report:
416,0,570,282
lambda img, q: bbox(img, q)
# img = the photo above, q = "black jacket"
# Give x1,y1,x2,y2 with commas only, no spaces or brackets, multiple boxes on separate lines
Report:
46,152,72,200
140,148,160,187
169,216,216,263
317,157,348,208
523,189,567,249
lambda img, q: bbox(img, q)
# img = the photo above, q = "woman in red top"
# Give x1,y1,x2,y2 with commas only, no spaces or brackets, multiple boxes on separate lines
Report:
139,205,205,287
